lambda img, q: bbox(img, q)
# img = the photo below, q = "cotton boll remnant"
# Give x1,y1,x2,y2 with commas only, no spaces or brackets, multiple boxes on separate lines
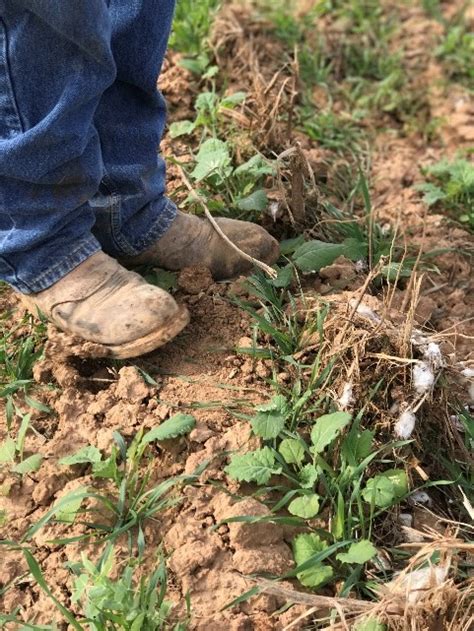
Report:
412,361,435,395
338,382,354,410
410,328,429,347
388,566,449,605
349,299,381,323
398,513,425,543
460,366,474,403
398,513,413,528
268,201,280,221
395,410,417,439
424,342,444,369
408,490,432,506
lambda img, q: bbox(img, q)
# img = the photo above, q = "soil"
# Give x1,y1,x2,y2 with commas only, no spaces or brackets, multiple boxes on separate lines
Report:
1,1,473,629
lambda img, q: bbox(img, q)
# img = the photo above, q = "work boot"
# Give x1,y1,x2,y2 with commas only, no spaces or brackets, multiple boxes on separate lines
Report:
20,251,189,359
120,211,280,280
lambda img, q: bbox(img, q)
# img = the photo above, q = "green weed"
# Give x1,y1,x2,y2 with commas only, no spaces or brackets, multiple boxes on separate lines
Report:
437,24,474,89
0,407,44,475
300,107,363,154
418,157,474,229
24,416,200,554
177,138,275,220
169,0,221,75
0,545,189,630
0,311,47,398
224,396,411,592
69,546,188,630
285,174,443,281
169,90,247,139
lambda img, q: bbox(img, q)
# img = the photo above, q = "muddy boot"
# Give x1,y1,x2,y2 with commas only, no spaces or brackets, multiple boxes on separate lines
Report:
120,211,280,280
19,251,189,359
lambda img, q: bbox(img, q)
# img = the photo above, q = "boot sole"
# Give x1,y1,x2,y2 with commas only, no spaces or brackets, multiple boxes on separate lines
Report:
105,305,190,359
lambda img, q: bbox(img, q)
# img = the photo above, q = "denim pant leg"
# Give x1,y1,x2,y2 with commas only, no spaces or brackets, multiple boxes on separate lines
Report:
91,0,178,257
0,1,117,293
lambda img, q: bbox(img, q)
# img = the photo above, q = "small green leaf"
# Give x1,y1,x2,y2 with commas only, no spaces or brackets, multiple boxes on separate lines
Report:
59,446,102,466
195,91,218,112
383,469,408,497
225,447,282,485
142,413,196,443
288,494,320,519
271,265,293,288
380,262,413,281
233,154,275,178
342,429,374,466
336,539,377,564
251,410,286,439
220,91,247,107
169,120,196,138
16,412,32,458
293,533,326,562
92,450,118,480
13,453,43,474
362,469,408,507
342,237,368,260
257,395,287,412
293,240,345,273
362,476,394,507
191,138,232,183
56,493,85,524
0,437,16,464
236,189,268,212
251,396,288,439
293,533,333,588
24,396,52,414
279,438,305,465
298,563,333,588
279,235,306,256
417,182,446,206
354,617,386,631
299,463,318,489
146,268,178,292
311,412,352,454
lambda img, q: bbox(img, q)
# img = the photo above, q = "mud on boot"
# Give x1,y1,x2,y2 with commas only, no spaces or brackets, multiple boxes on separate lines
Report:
120,211,280,280
19,251,189,359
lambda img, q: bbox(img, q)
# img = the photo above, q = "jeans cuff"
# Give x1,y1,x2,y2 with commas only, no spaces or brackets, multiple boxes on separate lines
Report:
92,194,178,257
10,235,102,294
115,196,178,256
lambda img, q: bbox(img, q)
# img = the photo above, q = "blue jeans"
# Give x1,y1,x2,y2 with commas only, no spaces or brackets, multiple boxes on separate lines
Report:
0,0,177,293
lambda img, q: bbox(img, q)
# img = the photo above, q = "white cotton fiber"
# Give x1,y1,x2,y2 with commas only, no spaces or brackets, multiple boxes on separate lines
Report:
349,299,381,323
424,342,443,369
338,382,354,410
408,490,432,506
396,566,449,604
412,361,435,394
395,410,417,439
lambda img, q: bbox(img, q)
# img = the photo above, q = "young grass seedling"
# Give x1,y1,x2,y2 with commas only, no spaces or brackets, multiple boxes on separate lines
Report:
25,414,200,555
0,406,44,475
0,311,47,399
69,545,189,630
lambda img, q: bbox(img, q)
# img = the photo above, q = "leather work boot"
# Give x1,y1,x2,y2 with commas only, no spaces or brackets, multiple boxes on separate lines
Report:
20,251,189,358
120,211,280,280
